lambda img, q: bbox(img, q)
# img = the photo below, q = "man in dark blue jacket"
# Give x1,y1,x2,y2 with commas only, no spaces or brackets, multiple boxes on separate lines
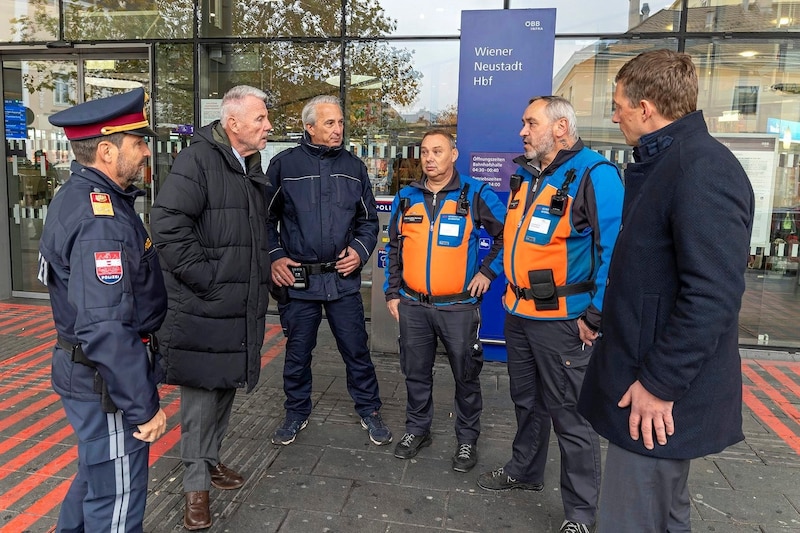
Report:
267,95,391,447
578,50,755,532
39,88,167,532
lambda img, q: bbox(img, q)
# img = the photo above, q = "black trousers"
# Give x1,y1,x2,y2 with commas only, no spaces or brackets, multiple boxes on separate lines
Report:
503,313,601,526
398,303,483,444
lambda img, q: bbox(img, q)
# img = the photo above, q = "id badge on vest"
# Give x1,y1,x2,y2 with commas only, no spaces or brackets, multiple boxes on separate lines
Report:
524,205,558,244
438,214,466,247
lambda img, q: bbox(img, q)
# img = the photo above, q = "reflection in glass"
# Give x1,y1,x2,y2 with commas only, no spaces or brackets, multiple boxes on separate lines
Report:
350,0,502,37
510,0,679,33
341,40,457,196
201,0,342,38
4,60,77,293
5,0,59,42
687,1,800,32
63,0,192,40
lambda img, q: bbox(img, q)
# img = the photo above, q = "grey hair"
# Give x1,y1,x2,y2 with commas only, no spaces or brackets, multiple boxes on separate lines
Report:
220,85,268,124
529,95,578,139
302,95,341,126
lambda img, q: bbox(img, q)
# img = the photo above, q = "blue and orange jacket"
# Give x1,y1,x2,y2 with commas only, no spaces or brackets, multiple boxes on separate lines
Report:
504,142,623,326
384,171,506,307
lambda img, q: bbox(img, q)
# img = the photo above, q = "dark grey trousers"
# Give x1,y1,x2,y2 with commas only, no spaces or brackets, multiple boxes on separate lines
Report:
180,385,237,492
503,314,601,526
597,442,691,533
398,303,483,444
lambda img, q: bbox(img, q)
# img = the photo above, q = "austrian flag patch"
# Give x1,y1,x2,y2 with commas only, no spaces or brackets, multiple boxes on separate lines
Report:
95,251,123,284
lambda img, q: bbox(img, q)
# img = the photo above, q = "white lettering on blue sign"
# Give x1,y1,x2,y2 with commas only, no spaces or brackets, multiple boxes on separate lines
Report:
376,202,393,212
377,249,388,269
480,237,491,250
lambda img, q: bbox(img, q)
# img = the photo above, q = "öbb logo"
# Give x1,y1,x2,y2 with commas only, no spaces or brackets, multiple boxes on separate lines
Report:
525,20,543,30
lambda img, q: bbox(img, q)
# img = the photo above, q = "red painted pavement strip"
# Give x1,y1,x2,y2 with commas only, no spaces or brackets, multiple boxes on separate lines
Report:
0,355,51,395
0,322,286,530
742,363,800,454
0,340,54,370
0,424,74,483
0,316,53,337
0,477,72,533
0,394,60,434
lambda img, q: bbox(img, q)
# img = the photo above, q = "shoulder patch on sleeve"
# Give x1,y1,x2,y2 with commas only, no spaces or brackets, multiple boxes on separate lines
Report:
90,192,115,217
94,251,123,284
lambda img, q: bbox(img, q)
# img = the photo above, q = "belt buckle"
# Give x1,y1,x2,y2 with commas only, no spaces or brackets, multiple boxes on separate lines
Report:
418,293,431,304
513,285,524,299
322,262,337,273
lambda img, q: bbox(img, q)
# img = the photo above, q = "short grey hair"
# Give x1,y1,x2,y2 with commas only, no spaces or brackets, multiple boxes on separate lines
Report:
529,95,578,139
302,95,341,127
220,85,268,124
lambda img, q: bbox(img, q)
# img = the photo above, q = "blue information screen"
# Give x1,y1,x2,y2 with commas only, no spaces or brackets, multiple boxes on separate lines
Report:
4,99,27,140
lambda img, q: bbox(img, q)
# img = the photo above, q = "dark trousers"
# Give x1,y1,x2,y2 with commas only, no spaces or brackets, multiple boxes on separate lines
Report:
398,303,483,443
279,292,381,419
503,314,601,526
597,442,691,533
58,399,149,533
180,385,236,492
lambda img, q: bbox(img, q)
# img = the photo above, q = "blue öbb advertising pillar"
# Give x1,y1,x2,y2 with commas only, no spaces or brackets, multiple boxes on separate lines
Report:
456,9,556,361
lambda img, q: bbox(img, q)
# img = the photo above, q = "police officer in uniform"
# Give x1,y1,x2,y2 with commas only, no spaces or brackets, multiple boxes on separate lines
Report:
384,129,506,471
39,87,168,532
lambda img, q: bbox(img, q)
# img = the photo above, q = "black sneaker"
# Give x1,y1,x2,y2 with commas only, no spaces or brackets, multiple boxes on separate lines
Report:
451,443,477,472
476,467,543,491
393,432,432,459
271,418,308,445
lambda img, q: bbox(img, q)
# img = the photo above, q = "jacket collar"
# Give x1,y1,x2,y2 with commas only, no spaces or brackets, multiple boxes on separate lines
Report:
70,160,145,199
410,168,462,194
301,131,344,158
633,110,706,163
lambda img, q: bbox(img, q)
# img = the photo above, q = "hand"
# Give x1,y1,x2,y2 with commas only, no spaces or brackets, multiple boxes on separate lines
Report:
133,408,167,443
577,317,600,346
335,246,361,277
271,257,301,287
618,380,675,450
466,272,491,298
387,298,400,322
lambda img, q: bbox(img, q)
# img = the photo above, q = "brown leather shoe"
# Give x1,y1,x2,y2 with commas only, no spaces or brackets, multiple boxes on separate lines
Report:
209,462,244,490
184,490,211,530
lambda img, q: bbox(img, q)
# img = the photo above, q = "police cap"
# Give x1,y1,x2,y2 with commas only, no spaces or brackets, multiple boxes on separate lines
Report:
48,87,157,141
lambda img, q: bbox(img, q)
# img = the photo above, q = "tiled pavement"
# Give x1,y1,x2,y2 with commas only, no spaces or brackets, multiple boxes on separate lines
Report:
2,300,800,532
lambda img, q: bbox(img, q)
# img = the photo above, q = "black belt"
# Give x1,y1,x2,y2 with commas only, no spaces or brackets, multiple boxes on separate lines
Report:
509,280,595,300
57,334,156,368
402,283,473,304
301,261,338,274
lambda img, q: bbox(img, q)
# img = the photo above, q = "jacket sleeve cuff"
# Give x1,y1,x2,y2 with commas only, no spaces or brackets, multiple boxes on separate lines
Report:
581,305,602,332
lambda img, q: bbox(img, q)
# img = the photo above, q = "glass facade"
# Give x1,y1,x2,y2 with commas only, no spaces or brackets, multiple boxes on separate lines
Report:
1,0,799,350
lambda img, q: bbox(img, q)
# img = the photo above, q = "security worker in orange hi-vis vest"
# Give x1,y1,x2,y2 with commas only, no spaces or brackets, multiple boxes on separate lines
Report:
384,128,506,473
477,96,623,533
39,88,168,533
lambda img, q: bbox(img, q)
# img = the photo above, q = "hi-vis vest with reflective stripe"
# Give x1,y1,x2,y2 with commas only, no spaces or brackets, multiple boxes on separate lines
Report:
503,149,609,319
399,190,475,296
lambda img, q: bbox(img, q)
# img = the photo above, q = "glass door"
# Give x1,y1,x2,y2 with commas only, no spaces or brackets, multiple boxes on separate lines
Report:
3,51,150,296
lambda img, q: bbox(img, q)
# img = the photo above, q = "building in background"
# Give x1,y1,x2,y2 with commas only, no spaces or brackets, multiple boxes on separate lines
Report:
1,0,799,350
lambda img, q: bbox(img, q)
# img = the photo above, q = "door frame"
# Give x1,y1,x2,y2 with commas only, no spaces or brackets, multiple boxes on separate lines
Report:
0,44,153,300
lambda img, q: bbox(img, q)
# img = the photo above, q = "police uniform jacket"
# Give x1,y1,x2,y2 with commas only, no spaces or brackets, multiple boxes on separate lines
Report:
266,132,379,301
383,171,506,309
151,121,271,392
578,111,755,459
39,161,167,425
